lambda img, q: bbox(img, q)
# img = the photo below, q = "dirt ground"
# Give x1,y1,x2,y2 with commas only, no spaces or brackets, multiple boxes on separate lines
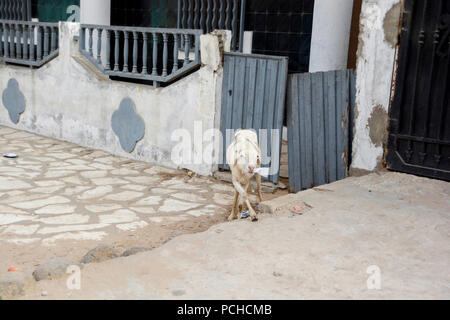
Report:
2,188,286,275
15,171,448,300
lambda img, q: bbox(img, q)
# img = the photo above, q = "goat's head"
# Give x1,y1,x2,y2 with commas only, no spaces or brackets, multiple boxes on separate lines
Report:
233,140,260,176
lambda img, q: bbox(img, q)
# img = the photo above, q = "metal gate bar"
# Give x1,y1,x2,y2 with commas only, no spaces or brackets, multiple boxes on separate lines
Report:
0,0,31,21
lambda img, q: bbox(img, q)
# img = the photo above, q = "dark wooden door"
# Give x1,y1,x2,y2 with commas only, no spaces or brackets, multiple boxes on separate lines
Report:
387,0,450,181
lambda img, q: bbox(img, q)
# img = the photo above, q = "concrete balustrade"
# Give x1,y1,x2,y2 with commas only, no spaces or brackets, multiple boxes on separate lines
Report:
79,24,203,87
0,20,59,67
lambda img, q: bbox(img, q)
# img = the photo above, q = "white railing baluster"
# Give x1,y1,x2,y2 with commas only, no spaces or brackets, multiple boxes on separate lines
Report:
184,33,190,66
36,25,41,60
29,24,34,61
51,26,56,52
173,33,179,72
142,32,148,74
0,24,3,56
123,30,129,72
16,24,22,59
105,29,111,71
9,23,15,58
43,25,49,56
162,32,168,77
152,32,158,76
4,23,9,58
114,30,120,71
88,27,93,57
23,24,28,60
132,31,138,73
96,28,102,65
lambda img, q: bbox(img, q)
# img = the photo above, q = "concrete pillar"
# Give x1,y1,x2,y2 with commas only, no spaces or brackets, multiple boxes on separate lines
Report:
308,0,354,73
351,0,402,174
80,0,111,25
80,0,111,68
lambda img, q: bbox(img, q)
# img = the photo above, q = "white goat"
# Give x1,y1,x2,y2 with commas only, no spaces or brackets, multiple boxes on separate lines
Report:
226,130,263,221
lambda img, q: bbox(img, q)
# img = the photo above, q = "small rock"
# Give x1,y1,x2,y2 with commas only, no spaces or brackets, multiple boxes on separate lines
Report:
163,231,184,244
172,289,186,296
0,272,33,299
80,244,120,264
273,272,283,277
32,257,76,281
41,290,48,297
121,246,153,257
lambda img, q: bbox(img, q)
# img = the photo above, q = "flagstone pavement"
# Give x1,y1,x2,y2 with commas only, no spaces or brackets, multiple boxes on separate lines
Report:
0,125,255,248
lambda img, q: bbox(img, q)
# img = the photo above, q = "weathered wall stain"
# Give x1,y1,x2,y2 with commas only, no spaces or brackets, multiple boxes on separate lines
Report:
2,78,25,124
351,0,401,174
384,2,402,48
368,105,389,147
111,97,145,153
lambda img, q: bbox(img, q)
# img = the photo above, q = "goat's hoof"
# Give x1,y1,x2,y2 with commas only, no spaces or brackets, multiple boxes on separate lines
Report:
228,214,237,221
251,216,258,222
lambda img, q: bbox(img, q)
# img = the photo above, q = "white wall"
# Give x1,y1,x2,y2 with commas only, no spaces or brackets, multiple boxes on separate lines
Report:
351,0,401,173
0,23,227,176
309,0,354,73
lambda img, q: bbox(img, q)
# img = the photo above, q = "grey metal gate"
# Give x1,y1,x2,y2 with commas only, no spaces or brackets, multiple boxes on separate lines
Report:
219,52,288,184
287,70,356,193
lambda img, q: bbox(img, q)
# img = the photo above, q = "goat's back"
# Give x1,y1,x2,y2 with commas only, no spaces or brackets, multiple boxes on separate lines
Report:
226,130,260,168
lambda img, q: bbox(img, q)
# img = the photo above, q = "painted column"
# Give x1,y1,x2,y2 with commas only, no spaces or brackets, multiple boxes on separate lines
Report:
308,0,354,73
350,0,401,174
80,0,111,68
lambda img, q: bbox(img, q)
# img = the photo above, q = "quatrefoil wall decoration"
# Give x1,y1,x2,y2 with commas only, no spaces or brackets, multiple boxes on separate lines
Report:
111,98,145,153
2,78,25,124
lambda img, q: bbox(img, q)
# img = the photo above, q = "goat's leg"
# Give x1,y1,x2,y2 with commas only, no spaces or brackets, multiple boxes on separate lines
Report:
232,179,258,222
243,182,258,222
256,173,263,202
245,198,258,222
228,188,239,221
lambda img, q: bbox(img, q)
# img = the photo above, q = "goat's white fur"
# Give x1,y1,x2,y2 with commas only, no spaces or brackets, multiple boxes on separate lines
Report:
226,130,263,221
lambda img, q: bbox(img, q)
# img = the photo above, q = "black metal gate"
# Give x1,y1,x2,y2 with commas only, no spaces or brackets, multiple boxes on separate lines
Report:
387,0,450,181
0,0,31,21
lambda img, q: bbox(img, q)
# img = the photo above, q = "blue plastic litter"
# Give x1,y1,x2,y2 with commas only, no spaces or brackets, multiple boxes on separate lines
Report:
240,210,250,219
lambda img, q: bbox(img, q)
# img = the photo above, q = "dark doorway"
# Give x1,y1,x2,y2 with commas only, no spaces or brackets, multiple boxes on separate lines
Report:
245,0,314,73
111,0,178,28
387,0,450,181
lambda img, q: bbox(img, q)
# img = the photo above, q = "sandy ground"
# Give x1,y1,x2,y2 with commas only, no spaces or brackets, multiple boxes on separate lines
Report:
15,171,450,299
0,125,286,276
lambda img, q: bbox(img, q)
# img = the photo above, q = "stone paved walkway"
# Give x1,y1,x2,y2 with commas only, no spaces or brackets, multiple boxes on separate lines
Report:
0,126,269,269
